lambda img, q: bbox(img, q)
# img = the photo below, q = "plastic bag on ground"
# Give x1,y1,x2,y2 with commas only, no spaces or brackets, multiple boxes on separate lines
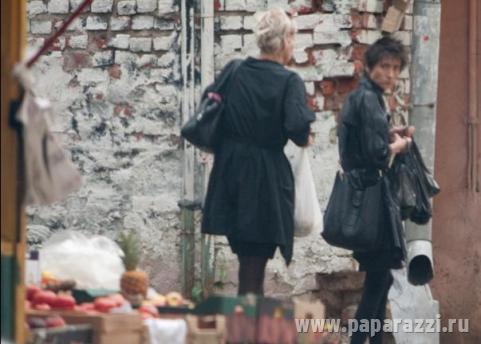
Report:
39,231,124,290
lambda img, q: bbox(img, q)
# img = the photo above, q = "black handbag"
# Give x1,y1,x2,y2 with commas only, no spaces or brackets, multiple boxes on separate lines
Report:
181,60,242,152
322,170,385,252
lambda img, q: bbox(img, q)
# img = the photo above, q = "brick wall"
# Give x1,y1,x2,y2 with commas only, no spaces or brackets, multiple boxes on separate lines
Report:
211,0,412,296
26,0,184,293
26,0,413,297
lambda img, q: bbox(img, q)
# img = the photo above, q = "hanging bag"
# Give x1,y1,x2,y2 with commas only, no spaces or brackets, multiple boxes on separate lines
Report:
290,148,323,237
181,59,242,152
14,64,82,206
322,169,384,251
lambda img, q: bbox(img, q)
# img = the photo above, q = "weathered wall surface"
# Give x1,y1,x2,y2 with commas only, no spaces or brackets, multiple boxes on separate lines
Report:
26,0,184,293
26,0,413,297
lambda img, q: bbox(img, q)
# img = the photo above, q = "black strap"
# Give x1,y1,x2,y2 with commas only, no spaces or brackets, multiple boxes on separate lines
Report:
213,59,243,95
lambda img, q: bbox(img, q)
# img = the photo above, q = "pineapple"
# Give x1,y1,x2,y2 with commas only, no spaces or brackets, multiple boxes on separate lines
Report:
117,230,149,304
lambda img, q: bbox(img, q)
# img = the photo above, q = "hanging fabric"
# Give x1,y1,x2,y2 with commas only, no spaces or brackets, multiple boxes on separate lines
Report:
13,64,82,206
10,0,92,205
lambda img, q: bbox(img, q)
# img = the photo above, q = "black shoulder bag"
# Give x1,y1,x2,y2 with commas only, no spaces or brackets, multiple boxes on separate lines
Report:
181,59,242,152
322,169,385,252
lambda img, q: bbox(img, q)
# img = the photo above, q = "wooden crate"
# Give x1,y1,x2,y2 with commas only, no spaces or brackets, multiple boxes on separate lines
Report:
27,310,145,344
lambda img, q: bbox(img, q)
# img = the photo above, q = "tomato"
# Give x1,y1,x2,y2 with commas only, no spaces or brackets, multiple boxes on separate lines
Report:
51,295,76,310
94,297,117,313
26,285,41,301
77,302,95,312
32,290,57,306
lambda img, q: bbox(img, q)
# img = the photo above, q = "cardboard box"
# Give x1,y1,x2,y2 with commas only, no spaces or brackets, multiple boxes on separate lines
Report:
60,312,144,344
185,315,226,344
193,295,297,344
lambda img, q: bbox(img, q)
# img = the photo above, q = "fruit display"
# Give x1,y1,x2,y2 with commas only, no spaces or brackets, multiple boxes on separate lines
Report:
138,291,195,319
26,284,128,314
117,230,149,305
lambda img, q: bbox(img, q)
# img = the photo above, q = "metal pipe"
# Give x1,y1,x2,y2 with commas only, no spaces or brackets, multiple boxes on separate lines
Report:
405,0,441,286
199,0,216,298
201,0,215,91
467,0,479,192
180,0,196,298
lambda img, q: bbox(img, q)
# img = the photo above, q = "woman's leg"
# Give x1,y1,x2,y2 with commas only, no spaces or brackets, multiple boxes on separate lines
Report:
237,255,269,296
350,269,393,344
370,272,393,344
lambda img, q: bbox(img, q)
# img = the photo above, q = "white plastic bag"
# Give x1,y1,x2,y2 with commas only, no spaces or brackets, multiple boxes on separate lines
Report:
39,231,125,290
290,148,323,237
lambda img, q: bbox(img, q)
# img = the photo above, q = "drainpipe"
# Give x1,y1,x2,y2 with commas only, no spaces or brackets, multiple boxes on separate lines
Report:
406,0,441,286
180,0,197,298
199,0,215,298
467,0,479,192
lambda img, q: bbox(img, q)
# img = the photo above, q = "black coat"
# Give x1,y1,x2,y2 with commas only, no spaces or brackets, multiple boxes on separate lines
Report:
337,76,404,271
201,57,315,265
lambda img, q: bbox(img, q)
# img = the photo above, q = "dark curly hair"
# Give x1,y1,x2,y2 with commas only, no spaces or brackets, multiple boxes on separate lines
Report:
364,36,408,71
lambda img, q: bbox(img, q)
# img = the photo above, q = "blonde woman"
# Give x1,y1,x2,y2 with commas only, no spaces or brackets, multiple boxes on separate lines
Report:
201,8,315,295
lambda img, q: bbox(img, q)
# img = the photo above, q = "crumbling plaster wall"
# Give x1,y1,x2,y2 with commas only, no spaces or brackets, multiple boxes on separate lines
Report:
26,0,413,297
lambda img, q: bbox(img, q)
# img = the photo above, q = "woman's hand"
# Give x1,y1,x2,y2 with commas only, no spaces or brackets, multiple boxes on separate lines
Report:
389,125,415,141
389,133,411,154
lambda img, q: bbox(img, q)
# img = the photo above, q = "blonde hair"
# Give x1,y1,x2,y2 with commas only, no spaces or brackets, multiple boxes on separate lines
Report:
254,8,297,55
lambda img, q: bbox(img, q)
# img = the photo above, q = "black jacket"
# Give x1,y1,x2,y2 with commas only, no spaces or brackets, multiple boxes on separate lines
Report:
337,76,404,271
201,57,315,265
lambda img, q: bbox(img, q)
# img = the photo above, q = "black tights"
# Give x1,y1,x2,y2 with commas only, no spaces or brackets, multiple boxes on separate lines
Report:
237,255,269,296
350,269,394,344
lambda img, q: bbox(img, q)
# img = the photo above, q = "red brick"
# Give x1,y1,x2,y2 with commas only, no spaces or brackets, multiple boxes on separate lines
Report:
114,104,134,117
351,13,363,29
353,60,364,74
387,94,398,112
95,92,104,101
324,96,340,111
319,79,336,97
297,5,315,15
337,77,359,95
91,34,108,50
351,44,368,61
108,65,122,79
307,95,318,112
51,37,64,51
63,51,91,71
